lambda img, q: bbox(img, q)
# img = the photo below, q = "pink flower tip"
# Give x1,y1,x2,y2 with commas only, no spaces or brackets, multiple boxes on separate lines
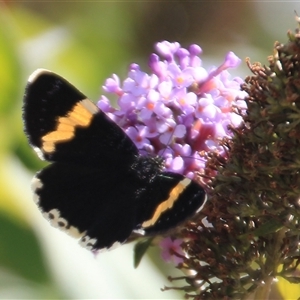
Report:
159,237,185,265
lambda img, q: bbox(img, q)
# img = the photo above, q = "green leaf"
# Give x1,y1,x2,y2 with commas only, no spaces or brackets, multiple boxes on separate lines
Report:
0,212,51,284
0,11,21,117
134,237,154,268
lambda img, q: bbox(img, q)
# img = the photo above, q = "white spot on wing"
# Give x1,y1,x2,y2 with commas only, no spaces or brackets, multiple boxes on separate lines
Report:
33,146,46,160
31,176,43,204
43,208,60,225
80,99,99,114
42,208,84,238
32,193,40,204
68,226,85,239
181,177,191,187
79,235,97,250
31,176,43,191
133,228,146,236
57,217,68,228
31,178,86,242
108,241,122,251
28,68,52,83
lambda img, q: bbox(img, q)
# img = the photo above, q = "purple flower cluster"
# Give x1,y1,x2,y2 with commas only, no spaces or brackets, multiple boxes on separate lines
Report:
98,41,247,179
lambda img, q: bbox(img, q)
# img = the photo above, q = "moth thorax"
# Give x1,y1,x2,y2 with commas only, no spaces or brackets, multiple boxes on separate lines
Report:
132,155,164,181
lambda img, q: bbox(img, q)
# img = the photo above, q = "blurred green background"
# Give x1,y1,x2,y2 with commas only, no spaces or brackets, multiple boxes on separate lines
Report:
0,1,299,299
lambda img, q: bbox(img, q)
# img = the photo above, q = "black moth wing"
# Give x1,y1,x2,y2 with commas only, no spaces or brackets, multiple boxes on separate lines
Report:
23,69,143,250
32,162,142,250
134,171,207,235
23,69,138,164
33,164,206,250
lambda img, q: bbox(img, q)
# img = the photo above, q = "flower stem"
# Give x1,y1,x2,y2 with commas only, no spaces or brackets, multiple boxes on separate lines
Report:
252,276,273,300
250,228,286,299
